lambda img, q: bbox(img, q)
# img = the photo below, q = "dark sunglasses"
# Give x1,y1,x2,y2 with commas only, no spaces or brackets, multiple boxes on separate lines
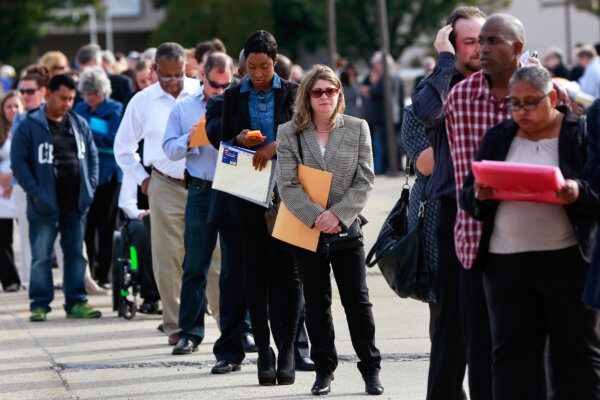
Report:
310,87,340,98
19,88,39,95
207,78,231,90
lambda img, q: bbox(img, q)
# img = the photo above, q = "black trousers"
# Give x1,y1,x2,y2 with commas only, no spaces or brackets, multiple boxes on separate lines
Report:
0,218,20,289
123,218,159,302
426,197,468,400
85,177,120,284
236,198,301,367
484,246,600,400
292,245,381,379
213,223,248,364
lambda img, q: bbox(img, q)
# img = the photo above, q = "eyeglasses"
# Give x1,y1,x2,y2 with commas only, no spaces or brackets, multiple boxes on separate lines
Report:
507,92,550,112
310,87,340,98
157,69,184,82
19,88,39,95
206,78,231,90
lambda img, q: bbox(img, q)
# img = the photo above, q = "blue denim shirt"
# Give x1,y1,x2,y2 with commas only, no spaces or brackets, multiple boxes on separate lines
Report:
240,73,281,149
162,88,219,181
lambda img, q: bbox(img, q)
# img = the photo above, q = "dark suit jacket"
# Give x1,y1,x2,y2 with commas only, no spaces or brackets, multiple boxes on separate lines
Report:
220,78,298,146
204,92,240,226
460,107,600,266
108,73,135,104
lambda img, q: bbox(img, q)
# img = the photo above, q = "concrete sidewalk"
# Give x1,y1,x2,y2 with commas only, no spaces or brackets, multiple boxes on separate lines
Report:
0,175,438,400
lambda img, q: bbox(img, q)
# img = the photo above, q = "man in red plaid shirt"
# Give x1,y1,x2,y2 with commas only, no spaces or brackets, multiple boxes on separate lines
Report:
445,14,570,270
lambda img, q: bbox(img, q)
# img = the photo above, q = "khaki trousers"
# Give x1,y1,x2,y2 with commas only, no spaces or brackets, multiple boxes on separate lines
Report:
206,241,221,327
147,171,186,336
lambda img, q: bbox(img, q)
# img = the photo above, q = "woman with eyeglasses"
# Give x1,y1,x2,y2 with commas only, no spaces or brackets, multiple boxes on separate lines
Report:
460,64,600,399
0,90,25,292
276,65,383,396
11,65,50,287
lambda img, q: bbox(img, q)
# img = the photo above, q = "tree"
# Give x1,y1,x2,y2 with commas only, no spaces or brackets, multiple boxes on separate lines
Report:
333,0,511,62
573,0,600,17
149,0,274,57
0,0,101,67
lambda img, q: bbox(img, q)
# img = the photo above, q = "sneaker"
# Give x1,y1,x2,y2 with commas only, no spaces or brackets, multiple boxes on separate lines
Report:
66,302,102,319
30,308,47,322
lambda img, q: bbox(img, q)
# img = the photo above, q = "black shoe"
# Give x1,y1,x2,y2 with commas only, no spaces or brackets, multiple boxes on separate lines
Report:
311,375,332,396
157,323,164,333
295,356,315,371
4,283,19,292
257,347,276,386
242,334,258,353
276,368,295,385
211,360,241,374
363,374,383,395
138,300,162,315
99,282,112,290
172,338,198,355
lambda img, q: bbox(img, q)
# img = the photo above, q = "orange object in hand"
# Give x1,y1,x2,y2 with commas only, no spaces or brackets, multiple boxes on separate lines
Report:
247,130,263,138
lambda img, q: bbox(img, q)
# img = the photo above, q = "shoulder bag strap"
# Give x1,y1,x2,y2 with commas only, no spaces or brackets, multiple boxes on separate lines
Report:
296,133,304,164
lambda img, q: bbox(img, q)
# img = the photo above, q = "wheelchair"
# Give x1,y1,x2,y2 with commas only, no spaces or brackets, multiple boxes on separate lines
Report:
111,221,140,320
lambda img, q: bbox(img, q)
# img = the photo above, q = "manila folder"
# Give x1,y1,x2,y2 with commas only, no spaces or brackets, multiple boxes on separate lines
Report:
189,116,211,147
272,164,332,252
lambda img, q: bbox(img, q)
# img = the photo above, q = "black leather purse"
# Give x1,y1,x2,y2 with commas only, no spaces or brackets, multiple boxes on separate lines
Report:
295,133,363,256
365,162,433,301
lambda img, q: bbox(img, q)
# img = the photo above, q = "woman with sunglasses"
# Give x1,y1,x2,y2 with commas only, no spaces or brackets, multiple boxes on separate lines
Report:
276,65,383,396
460,64,600,399
220,30,302,386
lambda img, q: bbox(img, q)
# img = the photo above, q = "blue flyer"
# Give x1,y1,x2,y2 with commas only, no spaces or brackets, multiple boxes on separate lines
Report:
222,148,238,166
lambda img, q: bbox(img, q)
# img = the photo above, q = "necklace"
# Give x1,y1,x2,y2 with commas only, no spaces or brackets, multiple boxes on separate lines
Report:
315,127,330,133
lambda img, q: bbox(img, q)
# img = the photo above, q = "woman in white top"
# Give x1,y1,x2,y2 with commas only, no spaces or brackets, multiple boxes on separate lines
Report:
0,90,25,291
460,64,600,400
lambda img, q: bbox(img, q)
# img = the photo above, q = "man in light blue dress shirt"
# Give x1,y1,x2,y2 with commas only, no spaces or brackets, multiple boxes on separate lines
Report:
162,52,235,359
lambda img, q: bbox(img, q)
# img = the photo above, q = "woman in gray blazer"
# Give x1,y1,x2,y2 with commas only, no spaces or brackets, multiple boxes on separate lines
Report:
276,65,383,396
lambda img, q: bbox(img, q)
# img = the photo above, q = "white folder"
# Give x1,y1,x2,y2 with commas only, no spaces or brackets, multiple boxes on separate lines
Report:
212,142,276,208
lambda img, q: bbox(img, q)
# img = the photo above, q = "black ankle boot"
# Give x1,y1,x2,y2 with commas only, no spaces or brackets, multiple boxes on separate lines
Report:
257,347,276,386
276,348,295,385
311,375,332,396
363,373,384,395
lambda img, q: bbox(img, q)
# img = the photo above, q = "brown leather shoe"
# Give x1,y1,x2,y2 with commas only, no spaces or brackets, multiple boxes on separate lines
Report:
168,332,179,346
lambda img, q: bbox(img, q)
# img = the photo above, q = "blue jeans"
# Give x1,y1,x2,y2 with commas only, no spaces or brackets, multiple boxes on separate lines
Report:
28,209,88,313
179,184,218,344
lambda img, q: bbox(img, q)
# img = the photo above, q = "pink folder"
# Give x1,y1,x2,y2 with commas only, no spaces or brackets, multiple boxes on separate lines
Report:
471,160,567,204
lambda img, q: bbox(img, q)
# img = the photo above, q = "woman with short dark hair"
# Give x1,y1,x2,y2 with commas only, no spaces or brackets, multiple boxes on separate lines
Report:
220,30,301,386
461,64,600,399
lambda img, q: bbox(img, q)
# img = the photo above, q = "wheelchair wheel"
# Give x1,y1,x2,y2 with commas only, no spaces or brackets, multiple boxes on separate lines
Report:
111,230,124,312
119,299,136,320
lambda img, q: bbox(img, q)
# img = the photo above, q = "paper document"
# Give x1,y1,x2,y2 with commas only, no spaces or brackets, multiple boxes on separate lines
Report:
272,164,333,252
472,160,567,204
212,143,276,207
189,116,211,147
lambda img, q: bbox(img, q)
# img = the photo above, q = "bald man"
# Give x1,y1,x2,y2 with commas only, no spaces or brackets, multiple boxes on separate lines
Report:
445,13,570,400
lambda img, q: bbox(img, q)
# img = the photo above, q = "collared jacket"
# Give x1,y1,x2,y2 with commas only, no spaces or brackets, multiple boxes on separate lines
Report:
10,105,99,222
74,97,123,186
220,78,298,147
460,108,600,266
276,114,375,230
411,52,463,200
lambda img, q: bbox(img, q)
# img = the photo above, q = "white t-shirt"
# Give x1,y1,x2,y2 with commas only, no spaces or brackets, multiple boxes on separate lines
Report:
489,136,577,254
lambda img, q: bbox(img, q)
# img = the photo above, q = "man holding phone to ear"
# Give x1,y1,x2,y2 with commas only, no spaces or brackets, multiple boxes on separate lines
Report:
411,6,487,400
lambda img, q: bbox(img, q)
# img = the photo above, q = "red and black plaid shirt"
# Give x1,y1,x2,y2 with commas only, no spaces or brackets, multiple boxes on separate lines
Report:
445,70,570,269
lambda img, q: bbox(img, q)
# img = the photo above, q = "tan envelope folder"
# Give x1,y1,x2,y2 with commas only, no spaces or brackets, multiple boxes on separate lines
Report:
189,115,211,147
272,164,332,252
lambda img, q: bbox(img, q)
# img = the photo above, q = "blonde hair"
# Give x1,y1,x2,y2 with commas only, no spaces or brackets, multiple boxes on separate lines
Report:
39,51,69,74
0,90,24,146
293,64,345,134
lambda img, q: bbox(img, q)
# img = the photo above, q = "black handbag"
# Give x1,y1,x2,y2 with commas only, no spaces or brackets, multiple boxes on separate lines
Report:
295,133,363,255
365,163,433,301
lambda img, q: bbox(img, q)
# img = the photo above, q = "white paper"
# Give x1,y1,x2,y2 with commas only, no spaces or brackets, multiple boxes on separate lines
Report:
212,142,276,208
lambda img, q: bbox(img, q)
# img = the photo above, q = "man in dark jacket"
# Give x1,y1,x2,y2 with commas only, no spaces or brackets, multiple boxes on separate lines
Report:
10,74,100,322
